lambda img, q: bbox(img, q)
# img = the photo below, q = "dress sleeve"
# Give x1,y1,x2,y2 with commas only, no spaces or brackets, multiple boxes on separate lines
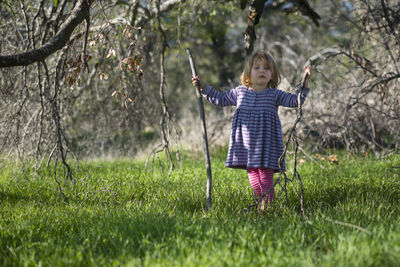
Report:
275,86,310,107
201,84,238,106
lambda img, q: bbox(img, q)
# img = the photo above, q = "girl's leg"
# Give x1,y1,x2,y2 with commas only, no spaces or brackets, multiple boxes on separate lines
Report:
247,168,261,198
259,168,275,206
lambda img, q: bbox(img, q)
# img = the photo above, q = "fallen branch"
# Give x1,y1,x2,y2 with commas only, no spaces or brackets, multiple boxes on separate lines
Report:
324,216,373,235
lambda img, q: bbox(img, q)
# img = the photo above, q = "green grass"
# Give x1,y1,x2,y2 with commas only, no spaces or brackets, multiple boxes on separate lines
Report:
0,149,399,266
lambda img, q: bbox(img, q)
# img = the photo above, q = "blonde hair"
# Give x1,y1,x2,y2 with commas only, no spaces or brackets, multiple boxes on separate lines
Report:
240,50,281,88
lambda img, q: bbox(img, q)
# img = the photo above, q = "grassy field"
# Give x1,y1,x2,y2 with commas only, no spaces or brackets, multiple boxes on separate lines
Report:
0,148,399,266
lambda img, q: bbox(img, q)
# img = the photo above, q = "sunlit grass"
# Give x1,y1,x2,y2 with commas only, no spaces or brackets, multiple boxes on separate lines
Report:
0,149,399,266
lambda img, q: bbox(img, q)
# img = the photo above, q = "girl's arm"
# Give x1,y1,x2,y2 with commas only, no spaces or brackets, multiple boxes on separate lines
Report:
276,64,312,107
275,87,310,107
192,75,237,106
201,84,238,106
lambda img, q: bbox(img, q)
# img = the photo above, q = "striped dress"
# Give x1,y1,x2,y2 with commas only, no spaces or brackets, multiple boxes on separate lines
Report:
201,84,309,172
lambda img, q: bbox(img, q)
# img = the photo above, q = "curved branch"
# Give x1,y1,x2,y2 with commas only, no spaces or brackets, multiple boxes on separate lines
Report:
245,0,266,55
0,0,93,68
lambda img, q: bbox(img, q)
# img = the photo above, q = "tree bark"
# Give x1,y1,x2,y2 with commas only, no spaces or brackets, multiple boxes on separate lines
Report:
245,0,267,55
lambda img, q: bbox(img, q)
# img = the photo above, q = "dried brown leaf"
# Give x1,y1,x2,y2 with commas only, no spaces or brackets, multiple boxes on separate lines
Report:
127,64,135,73
66,75,75,87
89,39,97,47
107,48,117,59
122,57,133,65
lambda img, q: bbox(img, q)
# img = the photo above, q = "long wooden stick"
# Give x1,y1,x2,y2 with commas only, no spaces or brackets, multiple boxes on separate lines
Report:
186,48,212,210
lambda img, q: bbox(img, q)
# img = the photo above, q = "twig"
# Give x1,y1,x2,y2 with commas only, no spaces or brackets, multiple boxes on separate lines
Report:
145,0,177,178
324,216,373,235
53,156,69,203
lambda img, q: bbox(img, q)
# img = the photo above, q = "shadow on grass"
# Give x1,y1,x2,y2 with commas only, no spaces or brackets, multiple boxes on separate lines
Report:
304,179,399,211
0,189,63,206
0,191,33,203
1,208,179,265
83,212,178,259
0,186,72,207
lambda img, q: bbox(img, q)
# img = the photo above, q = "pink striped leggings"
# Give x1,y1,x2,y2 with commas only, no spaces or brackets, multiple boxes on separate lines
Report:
247,168,275,205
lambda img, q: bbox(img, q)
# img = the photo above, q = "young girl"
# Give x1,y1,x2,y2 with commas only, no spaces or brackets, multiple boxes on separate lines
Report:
192,50,312,211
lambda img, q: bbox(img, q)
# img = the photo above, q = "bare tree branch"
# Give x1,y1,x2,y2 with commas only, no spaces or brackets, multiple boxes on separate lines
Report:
0,0,94,68
244,0,321,55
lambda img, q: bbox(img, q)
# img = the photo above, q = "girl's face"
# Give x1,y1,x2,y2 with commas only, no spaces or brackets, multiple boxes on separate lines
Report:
250,58,272,90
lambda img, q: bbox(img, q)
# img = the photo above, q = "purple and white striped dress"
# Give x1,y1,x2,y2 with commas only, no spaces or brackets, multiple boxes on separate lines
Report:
201,84,309,172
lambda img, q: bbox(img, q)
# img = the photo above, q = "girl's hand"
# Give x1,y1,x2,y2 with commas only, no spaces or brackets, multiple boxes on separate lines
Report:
192,75,205,91
303,64,312,87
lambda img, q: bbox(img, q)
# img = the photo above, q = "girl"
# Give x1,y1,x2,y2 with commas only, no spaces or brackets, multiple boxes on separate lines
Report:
192,50,312,211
